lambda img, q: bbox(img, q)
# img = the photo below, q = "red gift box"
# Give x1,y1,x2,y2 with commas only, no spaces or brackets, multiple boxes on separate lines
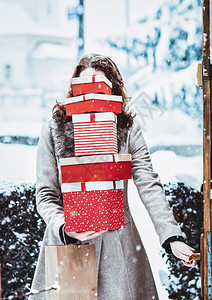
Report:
60,154,132,183
65,93,122,115
62,180,125,232
71,75,112,96
73,112,118,156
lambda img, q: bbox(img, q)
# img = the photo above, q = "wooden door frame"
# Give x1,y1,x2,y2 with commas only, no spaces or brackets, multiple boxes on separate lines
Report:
202,1,212,299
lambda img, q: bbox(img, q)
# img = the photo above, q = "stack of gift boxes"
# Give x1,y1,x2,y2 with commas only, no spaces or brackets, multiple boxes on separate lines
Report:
60,75,132,232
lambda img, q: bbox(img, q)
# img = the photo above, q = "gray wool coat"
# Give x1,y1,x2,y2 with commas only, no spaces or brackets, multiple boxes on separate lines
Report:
30,118,183,300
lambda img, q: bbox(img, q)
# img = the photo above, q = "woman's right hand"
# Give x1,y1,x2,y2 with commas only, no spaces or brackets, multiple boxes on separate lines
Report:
66,230,107,242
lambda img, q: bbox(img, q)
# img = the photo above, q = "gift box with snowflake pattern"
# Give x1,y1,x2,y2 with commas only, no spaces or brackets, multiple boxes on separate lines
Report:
62,180,125,232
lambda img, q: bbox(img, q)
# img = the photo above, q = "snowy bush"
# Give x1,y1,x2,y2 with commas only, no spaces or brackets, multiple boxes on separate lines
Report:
0,184,45,299
0,182,203,299
163,182,203,299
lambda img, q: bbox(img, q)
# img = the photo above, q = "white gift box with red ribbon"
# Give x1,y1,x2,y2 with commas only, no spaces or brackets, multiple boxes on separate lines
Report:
71,74,112,96
62,180,124,193
72,112,118,156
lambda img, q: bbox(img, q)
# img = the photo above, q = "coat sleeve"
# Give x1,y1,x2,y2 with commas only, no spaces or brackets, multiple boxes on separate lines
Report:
128,121,183,246
36,122,64,241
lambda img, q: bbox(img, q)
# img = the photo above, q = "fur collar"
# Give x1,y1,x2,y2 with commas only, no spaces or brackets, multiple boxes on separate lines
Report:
49,120,129,160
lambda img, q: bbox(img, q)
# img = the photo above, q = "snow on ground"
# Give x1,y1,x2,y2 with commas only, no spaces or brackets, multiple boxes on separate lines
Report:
0,143,37,186
0,121,43,138
130,108,202,148
151,150,202,190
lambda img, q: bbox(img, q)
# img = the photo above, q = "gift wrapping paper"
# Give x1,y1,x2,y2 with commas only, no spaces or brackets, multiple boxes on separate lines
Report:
72,74,112,96
73,112,118,156
60,154,132,183
65,93,122,115
62,180,125,231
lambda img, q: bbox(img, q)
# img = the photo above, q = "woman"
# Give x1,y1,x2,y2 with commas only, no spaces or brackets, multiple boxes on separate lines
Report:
30,53,196,300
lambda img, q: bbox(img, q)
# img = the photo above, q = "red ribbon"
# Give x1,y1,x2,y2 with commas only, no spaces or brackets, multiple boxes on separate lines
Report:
113,181,116,189
90,113,95,122
81,182,86,191
92,74,96,83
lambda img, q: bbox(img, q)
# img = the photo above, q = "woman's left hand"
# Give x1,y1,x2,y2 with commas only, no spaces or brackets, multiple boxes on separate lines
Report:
170,241,197,267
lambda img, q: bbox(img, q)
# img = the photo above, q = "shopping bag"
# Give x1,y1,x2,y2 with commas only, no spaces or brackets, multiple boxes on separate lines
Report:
45,244,97,300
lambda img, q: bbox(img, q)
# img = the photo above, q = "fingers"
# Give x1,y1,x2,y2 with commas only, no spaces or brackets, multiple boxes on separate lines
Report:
187,245,196,252
178,248,195,262
89,231,107,239
78,230,107,241
177,252,191,263
181,259,197,267
66,230,107,241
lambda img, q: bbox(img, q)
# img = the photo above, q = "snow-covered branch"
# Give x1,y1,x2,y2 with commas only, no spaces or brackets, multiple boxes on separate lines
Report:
0,285,58,300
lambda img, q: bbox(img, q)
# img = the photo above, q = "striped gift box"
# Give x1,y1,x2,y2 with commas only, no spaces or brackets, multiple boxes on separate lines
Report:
62,180,125,232
71,74,112,96
72,112,118,156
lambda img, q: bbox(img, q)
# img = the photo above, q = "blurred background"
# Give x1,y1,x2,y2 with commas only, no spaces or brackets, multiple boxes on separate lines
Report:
0,0,202,187
0,0,203,299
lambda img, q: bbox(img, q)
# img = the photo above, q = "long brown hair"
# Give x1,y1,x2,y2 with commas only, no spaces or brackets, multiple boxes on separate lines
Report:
52,53,134,128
